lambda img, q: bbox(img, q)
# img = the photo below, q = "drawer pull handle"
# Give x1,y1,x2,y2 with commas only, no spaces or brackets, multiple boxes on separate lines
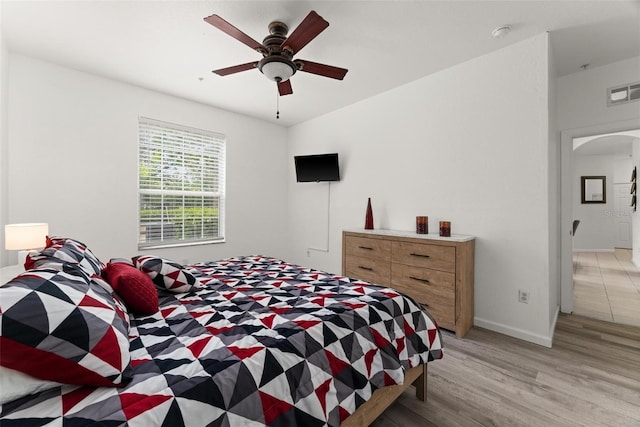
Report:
410,276,430,284
358,246,374,250
410,253,430,258
359,266,373,271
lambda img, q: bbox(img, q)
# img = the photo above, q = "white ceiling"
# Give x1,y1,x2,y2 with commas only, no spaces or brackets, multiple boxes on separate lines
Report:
2,1,639,127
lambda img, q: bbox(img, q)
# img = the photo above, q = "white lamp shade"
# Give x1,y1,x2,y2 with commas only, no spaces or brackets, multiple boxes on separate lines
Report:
5,223,49,250
260,61,295,82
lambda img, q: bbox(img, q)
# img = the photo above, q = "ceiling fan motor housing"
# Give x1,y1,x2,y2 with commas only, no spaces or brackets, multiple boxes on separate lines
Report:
268,21,288,37
258,21,297,82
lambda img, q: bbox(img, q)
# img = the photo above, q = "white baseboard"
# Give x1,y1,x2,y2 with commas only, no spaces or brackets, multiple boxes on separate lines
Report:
572,248,615,253
474,316,554,348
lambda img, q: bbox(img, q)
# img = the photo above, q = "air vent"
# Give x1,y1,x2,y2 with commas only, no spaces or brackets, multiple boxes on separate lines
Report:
607,81,640,107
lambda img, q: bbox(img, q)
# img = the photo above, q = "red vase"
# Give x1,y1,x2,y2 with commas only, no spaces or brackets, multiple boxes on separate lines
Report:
365,198,374,230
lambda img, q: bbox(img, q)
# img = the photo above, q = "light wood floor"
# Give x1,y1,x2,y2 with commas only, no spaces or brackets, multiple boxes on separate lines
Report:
573,249,640,327
371,314,640,426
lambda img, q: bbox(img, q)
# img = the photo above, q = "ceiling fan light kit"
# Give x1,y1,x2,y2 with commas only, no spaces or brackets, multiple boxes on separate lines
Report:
204,10,348,98
258,57,296,82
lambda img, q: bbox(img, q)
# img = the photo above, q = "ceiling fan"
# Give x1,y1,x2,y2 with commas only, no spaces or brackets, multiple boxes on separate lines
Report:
204,11,348,96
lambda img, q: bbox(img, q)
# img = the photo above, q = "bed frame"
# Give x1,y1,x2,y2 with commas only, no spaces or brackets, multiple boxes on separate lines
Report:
342,364,427,426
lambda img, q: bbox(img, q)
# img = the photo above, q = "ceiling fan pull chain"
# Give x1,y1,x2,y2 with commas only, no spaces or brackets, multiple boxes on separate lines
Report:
276,89,280,119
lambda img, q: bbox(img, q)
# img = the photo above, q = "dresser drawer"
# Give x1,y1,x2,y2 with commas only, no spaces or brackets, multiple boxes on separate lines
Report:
343,230,474,337
345,255,390,285
391,263,455,327
390,280,455,329
391,263,455,290
345,236,391,261
392,241,455,273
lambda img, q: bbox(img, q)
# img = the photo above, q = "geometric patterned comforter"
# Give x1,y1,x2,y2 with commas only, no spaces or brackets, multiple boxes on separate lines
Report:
1,256,443,426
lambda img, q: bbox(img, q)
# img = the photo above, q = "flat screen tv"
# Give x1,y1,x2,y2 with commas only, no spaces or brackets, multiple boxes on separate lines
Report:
294,153,340,182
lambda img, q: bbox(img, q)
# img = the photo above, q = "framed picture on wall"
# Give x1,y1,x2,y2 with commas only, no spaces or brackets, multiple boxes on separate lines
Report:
580,176,606,204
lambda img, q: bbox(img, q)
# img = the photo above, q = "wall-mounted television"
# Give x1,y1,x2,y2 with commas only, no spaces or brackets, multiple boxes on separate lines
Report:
294,153,340,182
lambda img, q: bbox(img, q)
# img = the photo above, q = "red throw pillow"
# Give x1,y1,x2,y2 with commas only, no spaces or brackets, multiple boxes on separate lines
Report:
103,262,159,315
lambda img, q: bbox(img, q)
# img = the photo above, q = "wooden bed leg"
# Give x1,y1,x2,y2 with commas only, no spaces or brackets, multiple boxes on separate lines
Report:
413,364,428,401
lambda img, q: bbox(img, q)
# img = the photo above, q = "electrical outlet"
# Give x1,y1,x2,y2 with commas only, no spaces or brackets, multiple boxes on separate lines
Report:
518,290,530,304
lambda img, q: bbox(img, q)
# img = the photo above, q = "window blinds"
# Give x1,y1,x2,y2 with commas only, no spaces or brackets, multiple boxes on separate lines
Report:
138,117,225,248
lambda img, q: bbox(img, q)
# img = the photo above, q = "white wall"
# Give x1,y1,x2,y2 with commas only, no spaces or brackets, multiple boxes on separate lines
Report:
557,56,640,131
6,54,289,265
547,35,560,328
0,2,8,267
572,154,632,250
287,33,556,346
558,56,640,312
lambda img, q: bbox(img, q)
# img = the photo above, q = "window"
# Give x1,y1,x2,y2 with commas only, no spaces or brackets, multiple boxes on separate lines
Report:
138,117,225,249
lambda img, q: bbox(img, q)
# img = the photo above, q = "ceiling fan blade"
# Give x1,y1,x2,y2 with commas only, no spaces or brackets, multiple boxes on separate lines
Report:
204,14,264,52
296,60,348,80
281,11,329,54
278,79,293,96
212,61,258,76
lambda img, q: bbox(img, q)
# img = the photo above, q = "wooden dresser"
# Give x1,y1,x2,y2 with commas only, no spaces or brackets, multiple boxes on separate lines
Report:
342,229,475,338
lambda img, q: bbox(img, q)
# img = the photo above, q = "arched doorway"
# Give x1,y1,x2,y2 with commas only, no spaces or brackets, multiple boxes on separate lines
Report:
560,119,640,327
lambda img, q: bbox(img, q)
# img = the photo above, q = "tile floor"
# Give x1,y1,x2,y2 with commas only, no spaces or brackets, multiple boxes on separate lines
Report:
573,249,640,327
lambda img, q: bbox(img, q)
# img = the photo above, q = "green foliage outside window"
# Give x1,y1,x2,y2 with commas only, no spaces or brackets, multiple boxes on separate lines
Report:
139,206,219,242
138,118,225,246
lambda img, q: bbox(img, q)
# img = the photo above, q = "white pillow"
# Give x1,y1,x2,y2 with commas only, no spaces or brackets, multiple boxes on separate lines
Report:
0,265,24,287
0,366,61,404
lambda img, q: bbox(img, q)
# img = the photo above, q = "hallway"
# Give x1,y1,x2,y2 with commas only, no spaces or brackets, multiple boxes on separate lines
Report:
573,249,640,327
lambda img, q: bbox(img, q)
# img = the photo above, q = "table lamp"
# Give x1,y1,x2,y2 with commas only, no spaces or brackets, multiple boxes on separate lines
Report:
4,223,49,267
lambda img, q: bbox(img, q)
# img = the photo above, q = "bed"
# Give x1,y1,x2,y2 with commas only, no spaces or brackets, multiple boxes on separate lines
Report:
0,237,443,426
